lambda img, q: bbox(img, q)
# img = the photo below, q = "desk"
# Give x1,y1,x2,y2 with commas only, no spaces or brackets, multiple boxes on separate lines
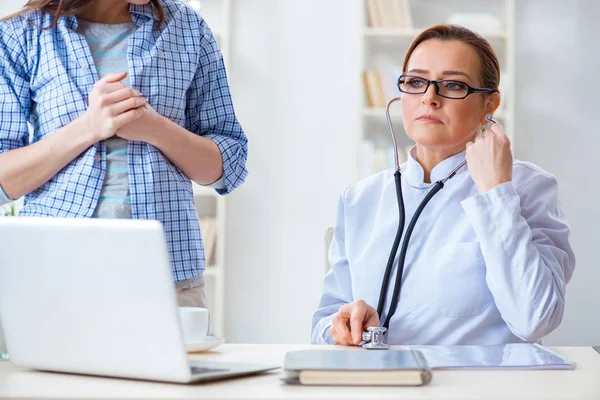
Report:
0,345,599,399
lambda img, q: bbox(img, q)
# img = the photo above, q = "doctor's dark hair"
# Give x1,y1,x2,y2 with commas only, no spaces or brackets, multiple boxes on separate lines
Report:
402,24,500,91
0,0,164,29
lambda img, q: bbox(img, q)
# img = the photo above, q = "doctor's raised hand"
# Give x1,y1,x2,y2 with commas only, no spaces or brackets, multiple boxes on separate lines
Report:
312,24,575,347
466,119,513,195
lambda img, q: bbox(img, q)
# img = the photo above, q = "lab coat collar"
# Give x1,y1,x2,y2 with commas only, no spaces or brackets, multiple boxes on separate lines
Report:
404,146,467,188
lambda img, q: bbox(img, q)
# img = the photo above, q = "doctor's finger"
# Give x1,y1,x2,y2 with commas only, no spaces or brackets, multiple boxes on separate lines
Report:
330,325,341,345
364,309,381,329
331,325,350,346
488,122,509,142
331,311,353,345
350,307,368,345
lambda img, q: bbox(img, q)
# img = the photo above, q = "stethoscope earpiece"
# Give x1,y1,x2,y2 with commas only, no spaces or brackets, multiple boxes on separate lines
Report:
485,114,498,124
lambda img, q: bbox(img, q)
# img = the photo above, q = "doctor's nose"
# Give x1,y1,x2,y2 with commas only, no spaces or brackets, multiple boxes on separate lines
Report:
421,83,440,108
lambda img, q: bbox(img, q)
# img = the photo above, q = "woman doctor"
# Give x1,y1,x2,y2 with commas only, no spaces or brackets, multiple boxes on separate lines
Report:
311,25,575,346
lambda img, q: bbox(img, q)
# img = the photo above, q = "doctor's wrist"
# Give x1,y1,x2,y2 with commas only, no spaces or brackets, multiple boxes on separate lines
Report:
476,177,512,195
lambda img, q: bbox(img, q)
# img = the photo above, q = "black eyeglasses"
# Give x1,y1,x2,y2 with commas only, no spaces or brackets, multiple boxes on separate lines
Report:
397,74,498,100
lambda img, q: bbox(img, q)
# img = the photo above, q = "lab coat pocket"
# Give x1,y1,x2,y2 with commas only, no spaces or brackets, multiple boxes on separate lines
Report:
433,242,493,317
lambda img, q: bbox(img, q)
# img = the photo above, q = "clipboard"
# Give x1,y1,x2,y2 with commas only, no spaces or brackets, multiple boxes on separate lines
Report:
409,343,576,370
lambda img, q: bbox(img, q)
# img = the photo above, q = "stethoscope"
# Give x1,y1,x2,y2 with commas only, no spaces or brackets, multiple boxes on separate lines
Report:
360,97,497,350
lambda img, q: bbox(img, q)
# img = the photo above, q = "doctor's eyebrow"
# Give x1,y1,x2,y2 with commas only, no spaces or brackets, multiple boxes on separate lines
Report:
407,69,473,82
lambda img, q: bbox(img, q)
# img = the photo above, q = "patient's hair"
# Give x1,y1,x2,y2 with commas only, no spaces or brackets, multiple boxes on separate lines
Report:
403,24,500,91
0,0,164,29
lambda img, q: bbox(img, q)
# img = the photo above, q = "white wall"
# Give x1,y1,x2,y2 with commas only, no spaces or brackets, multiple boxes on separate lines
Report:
224,0,361,343
514,0,600,346
0,1,25,17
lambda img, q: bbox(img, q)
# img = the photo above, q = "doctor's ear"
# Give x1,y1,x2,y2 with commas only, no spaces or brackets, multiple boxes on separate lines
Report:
482,92,500,124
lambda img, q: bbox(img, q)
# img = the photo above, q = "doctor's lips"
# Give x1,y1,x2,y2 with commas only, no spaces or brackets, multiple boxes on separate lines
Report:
416,114,443,124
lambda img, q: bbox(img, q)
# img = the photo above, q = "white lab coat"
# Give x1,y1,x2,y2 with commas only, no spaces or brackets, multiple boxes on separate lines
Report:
312,148,575,345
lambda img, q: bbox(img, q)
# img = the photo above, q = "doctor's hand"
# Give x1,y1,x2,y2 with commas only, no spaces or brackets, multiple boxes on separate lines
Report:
466,120,513,195
80,72,147,143
330,300,380,346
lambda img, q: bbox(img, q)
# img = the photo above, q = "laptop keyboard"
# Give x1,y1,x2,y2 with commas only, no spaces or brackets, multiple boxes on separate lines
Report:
190,366,229,375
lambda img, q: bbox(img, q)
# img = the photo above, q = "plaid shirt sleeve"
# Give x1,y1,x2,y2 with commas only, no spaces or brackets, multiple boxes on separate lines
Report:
185,18,248,195
0,18,31,205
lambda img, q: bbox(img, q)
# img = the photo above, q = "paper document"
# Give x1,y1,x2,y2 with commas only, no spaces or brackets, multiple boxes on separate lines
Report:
408,343,575,370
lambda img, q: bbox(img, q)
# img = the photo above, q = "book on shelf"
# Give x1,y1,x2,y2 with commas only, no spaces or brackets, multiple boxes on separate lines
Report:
363,70,386,108
363,68,404,109
365,0,413,29
446,12,502,34
199,216,217,267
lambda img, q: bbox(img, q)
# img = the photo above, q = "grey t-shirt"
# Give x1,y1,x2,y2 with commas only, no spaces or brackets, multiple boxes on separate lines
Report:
78,20,135,219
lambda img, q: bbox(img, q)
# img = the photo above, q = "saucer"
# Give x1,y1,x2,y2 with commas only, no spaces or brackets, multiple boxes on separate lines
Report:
185,336,225,353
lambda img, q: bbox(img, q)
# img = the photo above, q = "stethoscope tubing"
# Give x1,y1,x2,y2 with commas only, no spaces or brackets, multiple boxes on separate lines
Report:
377,97,497,330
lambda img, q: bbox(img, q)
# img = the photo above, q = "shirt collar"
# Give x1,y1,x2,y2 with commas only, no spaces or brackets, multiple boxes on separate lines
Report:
62,2,158,31
403,146,468,188
129,2,160,23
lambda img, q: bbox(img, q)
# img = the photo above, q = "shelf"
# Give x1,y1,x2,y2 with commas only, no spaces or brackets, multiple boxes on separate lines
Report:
363,107,401,118
363,28,507,40
183,0,228,342
363,28,421,37
192,183,219,197
203,267,222,278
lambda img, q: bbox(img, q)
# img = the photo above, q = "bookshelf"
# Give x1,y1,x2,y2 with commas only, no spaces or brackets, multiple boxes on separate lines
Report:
185,0,231,339
359,0,516,180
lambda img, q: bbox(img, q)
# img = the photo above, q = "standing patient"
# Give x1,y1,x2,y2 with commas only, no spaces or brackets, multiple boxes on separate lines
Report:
0,0,248,307
312,25,575,346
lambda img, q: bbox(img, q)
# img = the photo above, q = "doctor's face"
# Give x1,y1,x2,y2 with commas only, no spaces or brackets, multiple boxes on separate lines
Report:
401,39,495,154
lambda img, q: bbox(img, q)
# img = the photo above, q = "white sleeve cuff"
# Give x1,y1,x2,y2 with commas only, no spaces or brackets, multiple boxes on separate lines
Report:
0,183,12,206
201,176,226,190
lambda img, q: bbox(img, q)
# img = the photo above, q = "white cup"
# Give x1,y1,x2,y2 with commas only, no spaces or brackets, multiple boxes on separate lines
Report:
177,307,209,344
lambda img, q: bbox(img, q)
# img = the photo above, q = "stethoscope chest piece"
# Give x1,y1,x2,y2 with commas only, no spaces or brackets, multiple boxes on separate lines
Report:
361,326,389,350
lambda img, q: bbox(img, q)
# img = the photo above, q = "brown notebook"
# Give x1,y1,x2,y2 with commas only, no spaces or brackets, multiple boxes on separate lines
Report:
283,349,432,386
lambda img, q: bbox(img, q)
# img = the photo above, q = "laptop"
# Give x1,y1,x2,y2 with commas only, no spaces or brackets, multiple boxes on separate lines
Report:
0,217,278,383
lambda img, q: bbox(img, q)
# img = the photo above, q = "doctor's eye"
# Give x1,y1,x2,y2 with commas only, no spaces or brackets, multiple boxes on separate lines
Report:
405,78,426,88
443,81,468,91
399,77,429,93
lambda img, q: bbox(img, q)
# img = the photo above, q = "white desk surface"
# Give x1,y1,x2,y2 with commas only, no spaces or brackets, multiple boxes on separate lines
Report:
0,344,599,399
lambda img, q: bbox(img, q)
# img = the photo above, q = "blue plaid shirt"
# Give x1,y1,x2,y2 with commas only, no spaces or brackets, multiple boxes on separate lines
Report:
0,0,248,281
